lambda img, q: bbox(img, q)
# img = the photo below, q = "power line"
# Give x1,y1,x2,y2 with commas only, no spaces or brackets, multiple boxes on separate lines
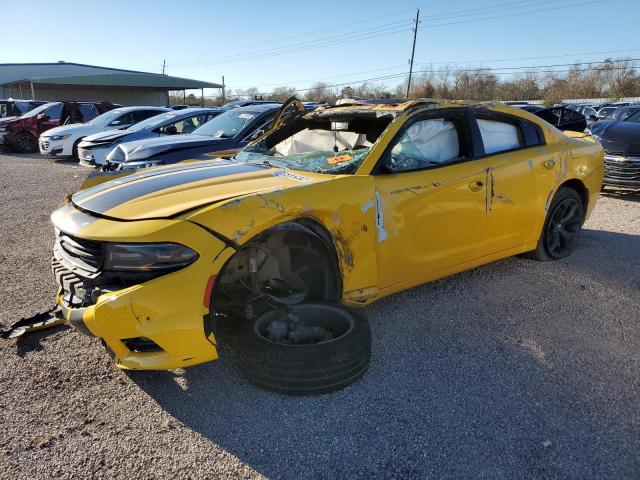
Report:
168,21,413,68
240,58,639,95
162,0,600,71
234,49,640,90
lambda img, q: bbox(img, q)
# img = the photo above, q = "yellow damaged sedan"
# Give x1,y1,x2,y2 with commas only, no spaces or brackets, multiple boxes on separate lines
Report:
50,99,603,394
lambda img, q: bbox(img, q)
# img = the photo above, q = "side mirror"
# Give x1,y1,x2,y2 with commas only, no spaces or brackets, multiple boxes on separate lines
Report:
589,115,597,121
164,125,178,135
37,113,49,121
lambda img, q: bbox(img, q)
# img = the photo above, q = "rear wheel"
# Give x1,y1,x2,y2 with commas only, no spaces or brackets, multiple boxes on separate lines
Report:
12,133,37,153
527,187,584,261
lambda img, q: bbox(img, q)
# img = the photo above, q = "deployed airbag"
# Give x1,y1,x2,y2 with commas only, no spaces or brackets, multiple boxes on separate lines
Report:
478,119,521,154
389,119,460,170
273,129,371,155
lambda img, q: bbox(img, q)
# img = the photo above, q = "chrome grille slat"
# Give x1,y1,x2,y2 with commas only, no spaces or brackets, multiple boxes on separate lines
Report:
56,232,103,272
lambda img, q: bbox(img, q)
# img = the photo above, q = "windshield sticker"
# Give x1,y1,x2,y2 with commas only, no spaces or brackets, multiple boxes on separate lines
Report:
272,169,310,182
238,113,255,120
213,130,225,138
328,153,353,164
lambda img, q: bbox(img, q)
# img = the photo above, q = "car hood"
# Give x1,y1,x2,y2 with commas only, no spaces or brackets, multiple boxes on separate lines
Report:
42,123,94,137
0,116,21,126
71,159,325,221
82,129,134,143
116,134,221,161
589,120,640,155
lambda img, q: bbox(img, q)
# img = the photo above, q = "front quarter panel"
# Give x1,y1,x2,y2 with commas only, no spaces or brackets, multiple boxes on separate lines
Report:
180,175,380,303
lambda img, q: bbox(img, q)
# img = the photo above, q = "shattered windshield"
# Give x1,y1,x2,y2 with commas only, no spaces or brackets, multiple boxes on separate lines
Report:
235,109,394,175
237,147,371,175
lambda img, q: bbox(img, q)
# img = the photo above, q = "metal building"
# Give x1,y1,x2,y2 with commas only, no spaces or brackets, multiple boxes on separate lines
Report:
0,62,222,106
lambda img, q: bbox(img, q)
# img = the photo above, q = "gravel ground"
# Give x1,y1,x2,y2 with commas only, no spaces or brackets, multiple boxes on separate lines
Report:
0,151,639,479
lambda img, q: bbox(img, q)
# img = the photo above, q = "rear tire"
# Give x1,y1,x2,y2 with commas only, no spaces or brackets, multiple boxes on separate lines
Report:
526,187,584,261
12,133,37,154
237,304,371,395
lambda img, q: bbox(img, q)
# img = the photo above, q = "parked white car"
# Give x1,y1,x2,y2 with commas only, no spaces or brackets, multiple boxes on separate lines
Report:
39,106,170,158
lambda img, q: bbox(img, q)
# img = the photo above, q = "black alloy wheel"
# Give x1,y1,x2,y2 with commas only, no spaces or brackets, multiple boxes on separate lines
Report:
544,196,583,259
13,133,37,154
525,187,585,262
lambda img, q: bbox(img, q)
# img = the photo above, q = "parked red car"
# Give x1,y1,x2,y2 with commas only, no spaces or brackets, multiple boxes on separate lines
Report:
0,101,120,153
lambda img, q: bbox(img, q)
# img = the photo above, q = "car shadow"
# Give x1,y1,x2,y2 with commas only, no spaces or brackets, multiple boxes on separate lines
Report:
128,227,640,478
601,186,640,202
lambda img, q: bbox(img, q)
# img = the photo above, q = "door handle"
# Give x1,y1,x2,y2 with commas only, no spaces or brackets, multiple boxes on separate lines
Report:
469,180,484,192
543,159,556,169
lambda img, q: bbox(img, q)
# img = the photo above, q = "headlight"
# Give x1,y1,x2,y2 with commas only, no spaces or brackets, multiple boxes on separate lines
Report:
0,127,8,133
49,134,71,141
103,243,198,272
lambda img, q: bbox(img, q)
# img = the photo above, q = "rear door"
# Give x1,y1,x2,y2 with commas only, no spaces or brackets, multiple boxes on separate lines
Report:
78,103,100,123
468,108,558,249
37,103,64,136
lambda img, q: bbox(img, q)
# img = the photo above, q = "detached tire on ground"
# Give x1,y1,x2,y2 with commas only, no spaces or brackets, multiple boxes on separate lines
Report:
237,304,371,395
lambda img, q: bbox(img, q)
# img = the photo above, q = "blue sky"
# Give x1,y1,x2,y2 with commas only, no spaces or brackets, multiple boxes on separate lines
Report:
2,0,638,95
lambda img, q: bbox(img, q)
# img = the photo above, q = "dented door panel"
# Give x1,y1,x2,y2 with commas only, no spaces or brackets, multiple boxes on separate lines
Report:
374,159,496,289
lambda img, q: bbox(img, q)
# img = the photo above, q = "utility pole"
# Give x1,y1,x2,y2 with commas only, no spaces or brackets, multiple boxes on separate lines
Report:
406,8,420,98
161,59,166,75
222,75,226,103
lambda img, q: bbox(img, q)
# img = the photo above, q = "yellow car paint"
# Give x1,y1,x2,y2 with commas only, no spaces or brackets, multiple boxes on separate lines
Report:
51,101,604,370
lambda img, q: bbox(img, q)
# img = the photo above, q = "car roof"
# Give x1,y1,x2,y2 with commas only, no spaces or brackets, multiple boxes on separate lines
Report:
111,106,171,113
228,103,283,113
163,107,222,116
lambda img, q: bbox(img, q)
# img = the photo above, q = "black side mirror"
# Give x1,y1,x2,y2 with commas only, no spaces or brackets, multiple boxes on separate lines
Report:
589,115,597,121
164,125,178,135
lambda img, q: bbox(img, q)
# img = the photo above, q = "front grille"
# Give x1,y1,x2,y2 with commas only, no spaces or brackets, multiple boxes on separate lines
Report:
56,232,103,272
604,154,640,185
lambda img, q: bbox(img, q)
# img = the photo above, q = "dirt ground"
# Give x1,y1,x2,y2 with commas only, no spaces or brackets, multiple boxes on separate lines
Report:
1,152,639,479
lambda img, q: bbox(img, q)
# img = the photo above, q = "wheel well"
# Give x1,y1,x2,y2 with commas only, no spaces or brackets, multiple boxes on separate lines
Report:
559,179,588,217
211,218,342,322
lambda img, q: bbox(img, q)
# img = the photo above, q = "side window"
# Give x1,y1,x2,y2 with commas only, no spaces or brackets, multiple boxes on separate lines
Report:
44,103,63,121
477,119,523,154
78,104,99,121
388,118,464,172
171,115,202,134
110,112,131,126
134,110,161,122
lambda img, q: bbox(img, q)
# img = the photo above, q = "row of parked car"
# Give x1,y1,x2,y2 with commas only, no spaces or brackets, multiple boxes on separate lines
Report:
507,101,640,188
0,98,316,170
1,96,638,188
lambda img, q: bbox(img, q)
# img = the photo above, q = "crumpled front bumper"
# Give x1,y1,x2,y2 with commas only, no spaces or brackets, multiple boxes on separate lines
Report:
51,204,235,370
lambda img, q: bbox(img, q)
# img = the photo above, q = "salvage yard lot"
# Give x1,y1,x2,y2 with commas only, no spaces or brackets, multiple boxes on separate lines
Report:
0,152,639,479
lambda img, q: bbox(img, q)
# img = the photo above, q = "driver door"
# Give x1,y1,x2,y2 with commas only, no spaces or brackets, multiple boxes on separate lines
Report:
374,110,496,289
